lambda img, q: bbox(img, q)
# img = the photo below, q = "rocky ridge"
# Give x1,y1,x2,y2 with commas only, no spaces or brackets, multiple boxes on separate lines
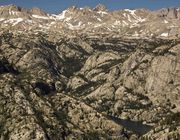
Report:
0,4,180,140
0,4,180,38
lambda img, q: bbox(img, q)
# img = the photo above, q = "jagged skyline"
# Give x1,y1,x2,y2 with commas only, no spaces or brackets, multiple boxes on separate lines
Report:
0,1,180,140
0,0,180,13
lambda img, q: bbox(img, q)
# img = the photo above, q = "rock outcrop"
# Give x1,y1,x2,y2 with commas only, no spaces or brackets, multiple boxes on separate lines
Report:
0,4,179,140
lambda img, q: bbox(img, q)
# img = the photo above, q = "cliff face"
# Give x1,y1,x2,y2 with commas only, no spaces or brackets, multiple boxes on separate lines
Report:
0,4,179,140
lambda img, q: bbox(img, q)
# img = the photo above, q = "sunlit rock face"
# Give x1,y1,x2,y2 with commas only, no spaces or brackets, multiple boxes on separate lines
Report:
0,4,179,140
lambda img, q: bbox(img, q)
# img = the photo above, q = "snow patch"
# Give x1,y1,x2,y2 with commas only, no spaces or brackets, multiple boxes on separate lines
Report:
124,9,136,15
124,9,146,23
139,18,146,22
50,21,55,25
127,14,132,22
24,19,33,24
114,20,121,25
94,24,102,28
4,18,23,26
111,25,115,28
164,20,168,24
97,11,108,15
97,18,102,21
107,27,111,31
11,11,15,15
67,21,83,30
13,18,23,26
9,9,12,15
160,33,168,37
0,18,5,21
11,11,19,16
55,10,67,20
65,17,72,21
32,15,49,20
123,13,126,17
122,20,128,26
87,22,92,25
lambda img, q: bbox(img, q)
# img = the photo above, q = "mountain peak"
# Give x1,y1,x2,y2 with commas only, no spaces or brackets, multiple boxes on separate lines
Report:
155,7,180,19
1,4,21,11
67,6,79,12
94,4,107,11
30,7,47,16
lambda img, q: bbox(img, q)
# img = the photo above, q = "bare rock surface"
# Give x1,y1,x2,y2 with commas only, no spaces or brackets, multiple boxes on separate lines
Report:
0,4,180,140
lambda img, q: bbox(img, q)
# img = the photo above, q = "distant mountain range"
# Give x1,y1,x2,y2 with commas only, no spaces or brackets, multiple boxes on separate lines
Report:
0,4,180,38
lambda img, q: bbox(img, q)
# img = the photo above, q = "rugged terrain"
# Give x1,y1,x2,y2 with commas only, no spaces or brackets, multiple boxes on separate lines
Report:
0,4,180,140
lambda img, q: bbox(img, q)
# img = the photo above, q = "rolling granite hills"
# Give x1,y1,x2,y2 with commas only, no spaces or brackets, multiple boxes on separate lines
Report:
0,4,180,140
